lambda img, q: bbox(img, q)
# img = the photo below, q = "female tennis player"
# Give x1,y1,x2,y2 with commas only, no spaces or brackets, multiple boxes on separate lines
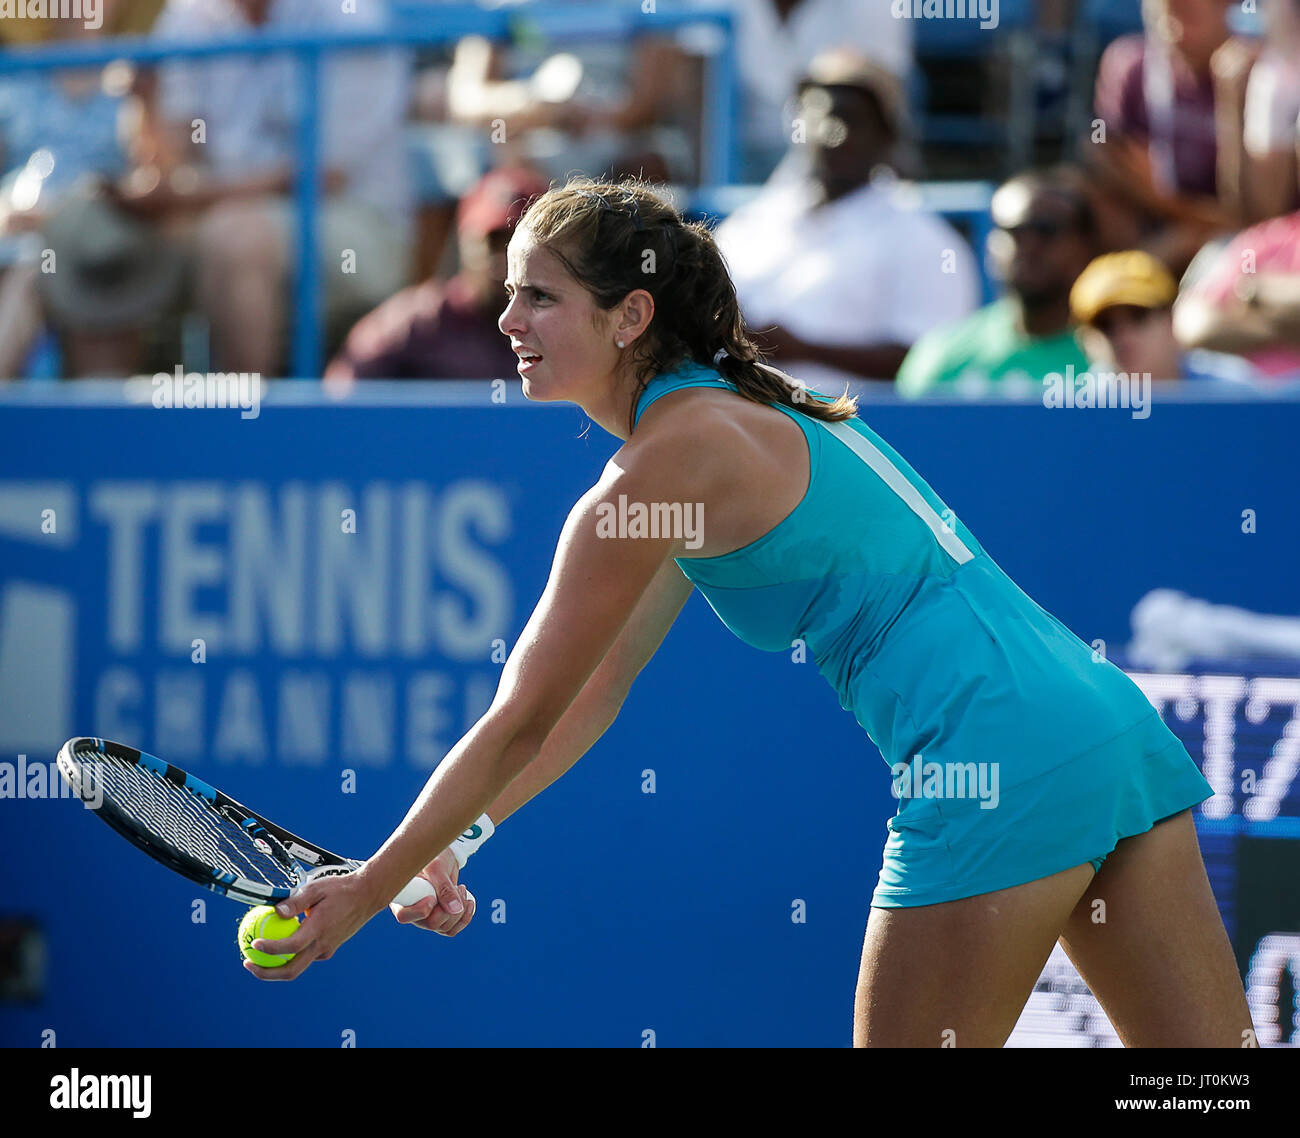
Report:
246,176,1253,1048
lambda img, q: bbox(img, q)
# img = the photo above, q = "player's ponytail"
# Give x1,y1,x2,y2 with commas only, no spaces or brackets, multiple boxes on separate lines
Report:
519,175,857,434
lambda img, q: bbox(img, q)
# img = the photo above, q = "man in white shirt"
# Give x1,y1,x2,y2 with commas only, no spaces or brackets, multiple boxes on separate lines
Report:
686,0,913,184
713,49,978,387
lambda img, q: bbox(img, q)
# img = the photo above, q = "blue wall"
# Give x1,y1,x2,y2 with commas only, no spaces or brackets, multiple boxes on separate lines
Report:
1,386,1297,1046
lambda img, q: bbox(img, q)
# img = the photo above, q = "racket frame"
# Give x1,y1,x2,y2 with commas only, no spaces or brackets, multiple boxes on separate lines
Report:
56,737,363,906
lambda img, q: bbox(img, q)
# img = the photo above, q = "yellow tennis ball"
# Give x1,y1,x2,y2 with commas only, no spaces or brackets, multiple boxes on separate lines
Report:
238,905,299,968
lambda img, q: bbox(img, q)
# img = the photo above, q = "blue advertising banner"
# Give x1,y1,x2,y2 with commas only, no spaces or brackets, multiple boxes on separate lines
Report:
1,384,1297,1046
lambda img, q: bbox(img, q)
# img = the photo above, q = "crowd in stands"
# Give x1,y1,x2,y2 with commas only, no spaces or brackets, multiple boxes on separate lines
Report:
1,0,1298,390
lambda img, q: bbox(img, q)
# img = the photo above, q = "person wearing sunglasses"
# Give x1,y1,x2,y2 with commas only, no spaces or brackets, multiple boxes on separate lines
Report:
1070,249,1255,384
896,167,1099,398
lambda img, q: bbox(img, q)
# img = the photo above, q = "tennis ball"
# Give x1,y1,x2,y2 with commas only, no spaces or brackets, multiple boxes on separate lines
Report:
238,905,299,968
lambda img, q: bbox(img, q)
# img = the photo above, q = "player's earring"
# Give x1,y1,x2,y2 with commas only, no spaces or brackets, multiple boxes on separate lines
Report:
617,340,626,348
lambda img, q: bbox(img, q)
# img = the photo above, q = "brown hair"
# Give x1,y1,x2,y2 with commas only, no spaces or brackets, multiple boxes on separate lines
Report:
517,174,857,434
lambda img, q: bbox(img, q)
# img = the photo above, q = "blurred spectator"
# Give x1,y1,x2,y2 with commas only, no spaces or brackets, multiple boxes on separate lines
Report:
431,0,915,194
438,5,700,185
405,0,705,286
408,0,700,286
1214,0,1300,225
36,190,186,377
1089,0,1236,276
1173,208,1300,380
120,0,413,376
325,165,548,388
713,49,976,388
684,0,913,185
895,167,1099,397
1071,249,1257,381
0,16,151,377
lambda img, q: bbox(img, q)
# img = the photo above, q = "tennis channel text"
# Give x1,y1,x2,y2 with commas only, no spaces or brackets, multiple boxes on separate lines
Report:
28,479,512,768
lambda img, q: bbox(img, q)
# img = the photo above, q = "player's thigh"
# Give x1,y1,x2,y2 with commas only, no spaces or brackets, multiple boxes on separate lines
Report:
855,861,1096,1047
1057,809,1254,1047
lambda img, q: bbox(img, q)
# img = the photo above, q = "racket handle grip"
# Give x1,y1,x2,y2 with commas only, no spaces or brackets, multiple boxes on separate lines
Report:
392,876,439,908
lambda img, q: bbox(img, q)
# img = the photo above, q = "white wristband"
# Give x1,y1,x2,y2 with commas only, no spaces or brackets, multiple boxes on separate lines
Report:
449,813,495,869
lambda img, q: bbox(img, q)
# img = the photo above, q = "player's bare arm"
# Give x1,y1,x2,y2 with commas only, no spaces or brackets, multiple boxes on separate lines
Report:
249,425,715,977
390,553,695,935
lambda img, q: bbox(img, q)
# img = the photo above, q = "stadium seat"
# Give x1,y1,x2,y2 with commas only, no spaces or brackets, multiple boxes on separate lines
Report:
906,0,1037,175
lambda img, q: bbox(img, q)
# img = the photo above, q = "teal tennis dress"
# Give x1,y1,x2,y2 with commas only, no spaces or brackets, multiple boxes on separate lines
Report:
635,359,1213,908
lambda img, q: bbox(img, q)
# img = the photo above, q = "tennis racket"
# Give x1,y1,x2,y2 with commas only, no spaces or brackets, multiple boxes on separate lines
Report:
55,736,437,909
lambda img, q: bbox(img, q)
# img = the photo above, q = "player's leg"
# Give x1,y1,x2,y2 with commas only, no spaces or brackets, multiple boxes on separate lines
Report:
1056,809,1254,1047
854,861,1096,1047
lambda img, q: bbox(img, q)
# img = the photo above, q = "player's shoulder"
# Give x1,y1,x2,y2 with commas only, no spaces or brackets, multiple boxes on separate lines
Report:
615,383,757,491
622,385,738,454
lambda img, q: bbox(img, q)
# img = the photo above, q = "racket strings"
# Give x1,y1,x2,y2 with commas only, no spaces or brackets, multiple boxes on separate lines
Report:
79,752,294,890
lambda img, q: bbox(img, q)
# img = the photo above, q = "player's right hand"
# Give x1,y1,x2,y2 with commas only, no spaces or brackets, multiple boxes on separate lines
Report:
388,847,476,936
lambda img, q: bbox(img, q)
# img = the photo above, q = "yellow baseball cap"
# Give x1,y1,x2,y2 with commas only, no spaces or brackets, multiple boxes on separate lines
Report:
1069,251,1178,327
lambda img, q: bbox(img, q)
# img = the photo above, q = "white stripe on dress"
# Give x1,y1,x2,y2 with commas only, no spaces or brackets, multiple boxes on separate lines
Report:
819,419,975,565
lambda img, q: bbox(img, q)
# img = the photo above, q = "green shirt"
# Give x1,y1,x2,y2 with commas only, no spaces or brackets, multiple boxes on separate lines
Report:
895,297,1089,397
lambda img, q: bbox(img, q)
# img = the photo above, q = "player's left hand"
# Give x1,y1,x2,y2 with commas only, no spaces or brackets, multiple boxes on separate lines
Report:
242,872,380,981
389,847,477,936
